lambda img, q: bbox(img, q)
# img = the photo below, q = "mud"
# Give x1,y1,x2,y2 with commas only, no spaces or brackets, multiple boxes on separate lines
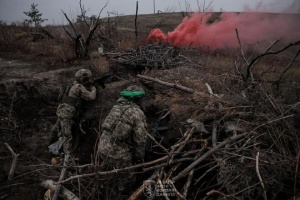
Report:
1,50,299,200
0,56,86,199
0,55,193,199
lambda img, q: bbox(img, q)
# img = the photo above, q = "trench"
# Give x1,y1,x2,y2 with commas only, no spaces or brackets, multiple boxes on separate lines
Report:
1,57,299,200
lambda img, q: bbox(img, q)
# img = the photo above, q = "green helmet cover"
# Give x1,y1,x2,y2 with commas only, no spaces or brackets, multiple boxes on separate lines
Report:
120,90,145,98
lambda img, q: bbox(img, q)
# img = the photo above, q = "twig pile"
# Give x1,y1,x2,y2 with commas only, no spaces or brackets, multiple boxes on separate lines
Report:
105,44,189,69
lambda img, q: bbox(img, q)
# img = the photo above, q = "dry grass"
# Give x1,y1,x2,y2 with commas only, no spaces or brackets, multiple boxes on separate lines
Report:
1,12,300,200
116,12,183,33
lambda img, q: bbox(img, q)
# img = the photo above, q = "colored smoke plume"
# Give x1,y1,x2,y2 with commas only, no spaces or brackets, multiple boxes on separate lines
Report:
147,12,300,50
147,28,167,43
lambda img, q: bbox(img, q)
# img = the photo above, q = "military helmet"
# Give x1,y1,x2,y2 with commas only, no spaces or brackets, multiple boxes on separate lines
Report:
120,85,145,98
75,69,92,83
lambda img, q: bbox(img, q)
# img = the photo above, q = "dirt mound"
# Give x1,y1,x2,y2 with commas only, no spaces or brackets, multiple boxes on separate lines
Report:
0,59,84,199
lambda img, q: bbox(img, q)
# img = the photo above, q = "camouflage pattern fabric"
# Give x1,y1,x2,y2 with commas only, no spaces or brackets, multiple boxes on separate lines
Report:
98,96,148,161
98,96,148,194
53,81,96,154
56,81,96,119
57,117,74,154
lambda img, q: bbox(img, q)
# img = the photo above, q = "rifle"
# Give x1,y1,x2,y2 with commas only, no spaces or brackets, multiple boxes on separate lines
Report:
88,73,113,89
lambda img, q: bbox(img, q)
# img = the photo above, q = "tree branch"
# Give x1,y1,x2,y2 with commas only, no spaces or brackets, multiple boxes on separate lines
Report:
256,152,268,200
58,155,168,184
172,132,249,182
137,74,194,93
41,180,80,200
246,41,300,79
4,143,19,180
61,10,78,36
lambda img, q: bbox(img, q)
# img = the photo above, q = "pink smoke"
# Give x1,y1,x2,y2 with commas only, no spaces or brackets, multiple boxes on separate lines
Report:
147,28,167,43
147,12,300,50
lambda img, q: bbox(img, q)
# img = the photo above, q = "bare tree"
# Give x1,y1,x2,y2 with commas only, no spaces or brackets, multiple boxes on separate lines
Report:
179,0,214,18
235,28,300,85
196,0,214,12
62,0,109,58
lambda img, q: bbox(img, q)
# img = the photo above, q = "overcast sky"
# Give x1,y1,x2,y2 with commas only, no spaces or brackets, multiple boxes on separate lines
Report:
0,0,299,25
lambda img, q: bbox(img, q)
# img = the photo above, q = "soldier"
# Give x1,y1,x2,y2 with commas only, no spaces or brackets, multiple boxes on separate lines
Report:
97,85,148,196
49,69,97,158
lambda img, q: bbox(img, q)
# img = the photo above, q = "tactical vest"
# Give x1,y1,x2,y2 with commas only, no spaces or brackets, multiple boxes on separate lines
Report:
61,86,84,108
102,104,135,148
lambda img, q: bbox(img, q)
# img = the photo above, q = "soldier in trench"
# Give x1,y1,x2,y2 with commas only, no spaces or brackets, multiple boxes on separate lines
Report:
49,69,97,162
97,85,148,197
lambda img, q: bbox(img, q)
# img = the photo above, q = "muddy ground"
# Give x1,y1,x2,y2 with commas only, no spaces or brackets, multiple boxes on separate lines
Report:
0,52,209,199
0,55,82,199
1,47,300,200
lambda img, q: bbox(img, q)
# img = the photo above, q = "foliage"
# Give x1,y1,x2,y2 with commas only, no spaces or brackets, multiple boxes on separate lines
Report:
23,3,48,27
0,20,7,26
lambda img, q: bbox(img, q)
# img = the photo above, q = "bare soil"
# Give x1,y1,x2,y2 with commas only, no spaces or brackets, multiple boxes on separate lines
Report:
1,46,300,199
1,12,300,200
0,50,209,199
0,54,84,200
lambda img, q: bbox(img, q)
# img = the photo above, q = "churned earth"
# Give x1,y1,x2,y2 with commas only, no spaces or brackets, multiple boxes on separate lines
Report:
0,51,211,199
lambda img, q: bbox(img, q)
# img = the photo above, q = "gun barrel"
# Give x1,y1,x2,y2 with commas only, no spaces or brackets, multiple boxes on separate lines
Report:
92,74,113,89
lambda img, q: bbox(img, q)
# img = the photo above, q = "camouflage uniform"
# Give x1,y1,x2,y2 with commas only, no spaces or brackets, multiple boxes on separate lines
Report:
98,94,148,193
56,82,96,154
52,69,97,155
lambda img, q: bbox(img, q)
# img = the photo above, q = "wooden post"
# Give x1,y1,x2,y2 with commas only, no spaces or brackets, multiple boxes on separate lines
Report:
135,1,139,39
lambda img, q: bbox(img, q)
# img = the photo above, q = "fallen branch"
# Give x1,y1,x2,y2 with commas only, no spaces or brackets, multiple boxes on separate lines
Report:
58,155,169,184
172,132,249,182
128,172,158,200
182,170,194,198
147,133,169,154
52,154,69,200
169,127,195,164
168,180,186,200
256,152,267,200
137,74,194,93
4,143,19,180
142,157,194,173
206,189,240,200
205,83,223,98
158,179,171,200
41,180,80,200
